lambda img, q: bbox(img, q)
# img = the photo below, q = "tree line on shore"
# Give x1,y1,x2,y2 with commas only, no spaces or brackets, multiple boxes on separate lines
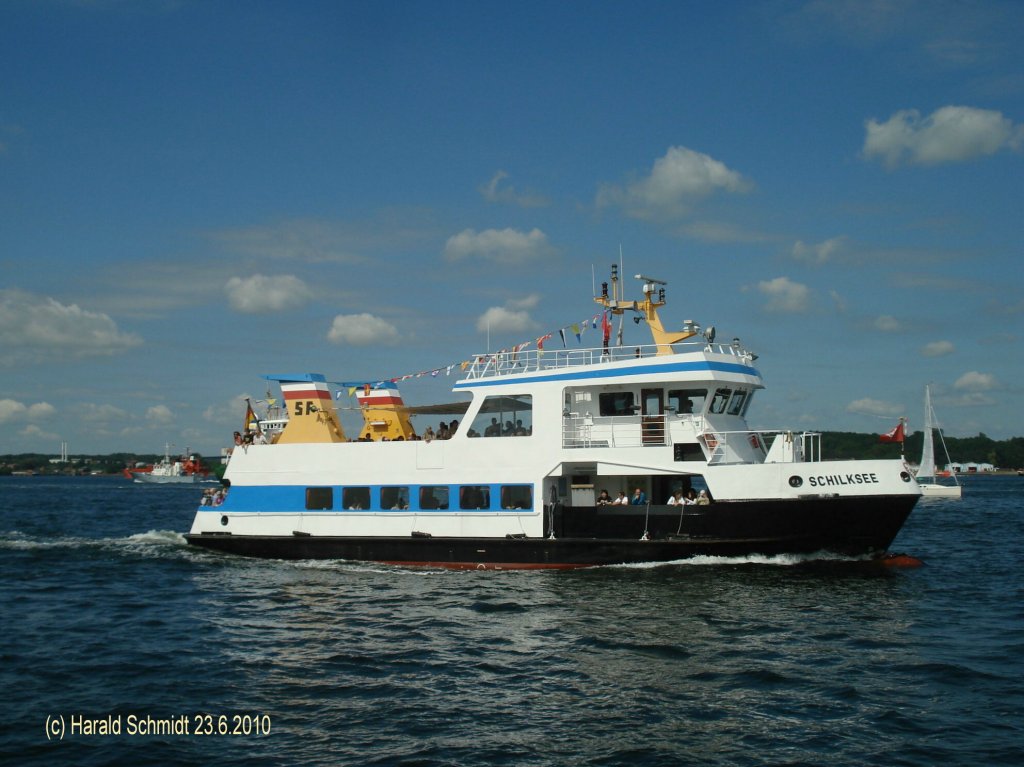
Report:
0,452,224,477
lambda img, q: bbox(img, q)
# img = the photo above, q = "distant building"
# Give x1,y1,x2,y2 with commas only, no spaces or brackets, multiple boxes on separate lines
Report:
948,462,995,474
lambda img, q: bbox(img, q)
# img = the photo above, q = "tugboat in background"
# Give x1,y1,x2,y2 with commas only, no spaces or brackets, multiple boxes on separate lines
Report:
124,444,216,484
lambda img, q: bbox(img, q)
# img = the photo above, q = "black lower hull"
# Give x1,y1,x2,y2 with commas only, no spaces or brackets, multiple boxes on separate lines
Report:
185,494,918,569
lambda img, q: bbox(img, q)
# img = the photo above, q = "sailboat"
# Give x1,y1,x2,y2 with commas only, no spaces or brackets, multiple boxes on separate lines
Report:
917,385,962,498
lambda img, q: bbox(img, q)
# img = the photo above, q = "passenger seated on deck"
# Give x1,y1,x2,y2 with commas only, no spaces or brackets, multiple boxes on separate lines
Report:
612,491,628,505
485,418,500,437
695,490,711,505
685,489,698,505
667,489,684,505
423,426,435,442
596,489,612,505
630,487,647,505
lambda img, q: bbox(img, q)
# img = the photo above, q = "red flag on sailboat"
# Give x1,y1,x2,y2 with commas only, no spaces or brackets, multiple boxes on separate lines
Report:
879,421,905,443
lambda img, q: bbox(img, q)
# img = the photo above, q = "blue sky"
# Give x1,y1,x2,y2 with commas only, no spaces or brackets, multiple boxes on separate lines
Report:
2,0,1022,456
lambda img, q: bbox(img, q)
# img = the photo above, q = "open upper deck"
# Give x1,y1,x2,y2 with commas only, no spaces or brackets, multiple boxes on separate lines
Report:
458,340,760,383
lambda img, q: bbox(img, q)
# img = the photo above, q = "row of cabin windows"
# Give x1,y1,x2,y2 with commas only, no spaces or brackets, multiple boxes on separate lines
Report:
597,388,752,417
304,485,533,511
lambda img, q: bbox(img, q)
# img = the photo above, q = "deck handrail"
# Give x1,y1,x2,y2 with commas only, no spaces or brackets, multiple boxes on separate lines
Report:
463,342,756,380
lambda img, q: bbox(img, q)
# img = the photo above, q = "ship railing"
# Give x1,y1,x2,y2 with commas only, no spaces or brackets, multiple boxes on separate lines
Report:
700,428,823,464
561,413,666,448
463,341,754,380
562,416,823,462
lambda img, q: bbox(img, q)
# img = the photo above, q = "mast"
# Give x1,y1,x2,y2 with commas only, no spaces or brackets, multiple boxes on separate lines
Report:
593,264,699,355
919,385,935,480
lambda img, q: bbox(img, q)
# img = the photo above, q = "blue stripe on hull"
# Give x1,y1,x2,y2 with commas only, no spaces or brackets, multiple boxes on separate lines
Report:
207,483,534,514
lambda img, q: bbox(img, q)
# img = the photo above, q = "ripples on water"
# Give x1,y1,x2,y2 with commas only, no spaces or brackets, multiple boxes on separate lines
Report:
1,476,1022,766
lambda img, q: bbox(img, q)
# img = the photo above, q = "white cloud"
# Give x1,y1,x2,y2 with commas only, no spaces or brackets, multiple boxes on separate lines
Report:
847,398,904,417
225,274,312,314
864,105,1024,168
0,400,58,443
210,219,367,264
327,313,400,346
19,423,60,442
0,289,141,365
792,236,845,264
146,405,174,424
479,171,547,207
476,294,541,333
954,371,998,391
0,400,28,423
28,402,56,420
203,393,256,426
754,277,811,313
873,314,903,332
829,290,848,313
78,403,130,424
922,340,955,357
596,146,751,220
443,228,554,264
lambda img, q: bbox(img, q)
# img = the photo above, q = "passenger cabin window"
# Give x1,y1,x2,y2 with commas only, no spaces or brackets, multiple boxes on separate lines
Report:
381,486,409,510
501,485,533,510
342,486,370,510
726,390,747,416
459,485,490,510
710,388,732,414
468,394,532,437
419,486,449,510
668,388,707,415
599,392,635,416
305,487,333,510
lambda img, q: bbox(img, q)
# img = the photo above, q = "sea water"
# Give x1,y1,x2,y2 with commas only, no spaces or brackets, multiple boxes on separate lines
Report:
1,475,1022,766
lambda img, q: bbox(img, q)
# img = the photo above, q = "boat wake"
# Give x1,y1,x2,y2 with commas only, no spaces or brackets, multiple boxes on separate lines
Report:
609,550,878,569
1,528,189,556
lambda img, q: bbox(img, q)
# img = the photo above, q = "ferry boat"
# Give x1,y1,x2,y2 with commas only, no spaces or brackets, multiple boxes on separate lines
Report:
185,267,921,569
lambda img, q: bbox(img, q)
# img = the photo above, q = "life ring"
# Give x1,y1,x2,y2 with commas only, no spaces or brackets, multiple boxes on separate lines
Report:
703,432,718,449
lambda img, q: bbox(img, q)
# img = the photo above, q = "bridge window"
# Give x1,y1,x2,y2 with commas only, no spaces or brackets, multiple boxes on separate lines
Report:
726,390,748,416
709,388,731,414
305,487,333,510
668,388,707,414
599,391,635,416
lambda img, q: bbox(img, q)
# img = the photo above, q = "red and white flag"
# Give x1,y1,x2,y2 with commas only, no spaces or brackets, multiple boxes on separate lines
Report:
879,421,905,443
